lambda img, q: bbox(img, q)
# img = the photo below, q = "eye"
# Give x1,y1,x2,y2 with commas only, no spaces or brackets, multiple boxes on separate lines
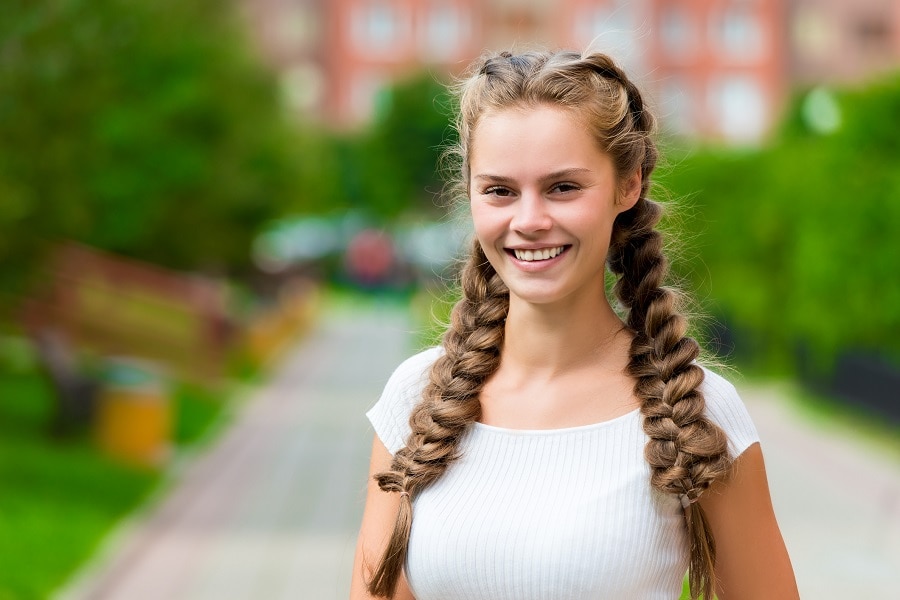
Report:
550,182,579,194
484,186,513,197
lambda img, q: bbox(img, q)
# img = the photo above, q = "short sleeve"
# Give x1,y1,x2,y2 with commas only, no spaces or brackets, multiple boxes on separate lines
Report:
366,347,442,454
699,367,760,459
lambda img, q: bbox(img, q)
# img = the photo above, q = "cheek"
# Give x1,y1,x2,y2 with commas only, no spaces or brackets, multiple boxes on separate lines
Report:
469,203,505,243
565,204,616,254
570,199,617,228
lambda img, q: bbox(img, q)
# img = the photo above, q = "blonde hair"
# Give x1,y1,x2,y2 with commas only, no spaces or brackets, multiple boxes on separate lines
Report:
368,49,730,600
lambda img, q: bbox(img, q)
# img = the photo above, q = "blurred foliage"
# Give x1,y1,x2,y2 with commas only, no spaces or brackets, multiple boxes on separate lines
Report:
0,366,226,599
658,72,900,373
339,73,456,220
0,0,336,298
411,282,456,349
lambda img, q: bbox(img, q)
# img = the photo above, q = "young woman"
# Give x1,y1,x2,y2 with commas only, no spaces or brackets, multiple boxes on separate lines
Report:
351,49,799,600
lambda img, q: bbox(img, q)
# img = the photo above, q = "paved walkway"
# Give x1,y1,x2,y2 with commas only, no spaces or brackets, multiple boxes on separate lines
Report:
742,384,900,598
57,301,416,600
56,302,900,599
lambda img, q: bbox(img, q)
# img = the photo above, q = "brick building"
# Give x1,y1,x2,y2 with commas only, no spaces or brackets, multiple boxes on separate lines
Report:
788,0,900,85
240,0,899,142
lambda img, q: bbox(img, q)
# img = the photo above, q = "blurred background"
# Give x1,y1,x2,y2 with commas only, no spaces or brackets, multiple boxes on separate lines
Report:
1,0,899,599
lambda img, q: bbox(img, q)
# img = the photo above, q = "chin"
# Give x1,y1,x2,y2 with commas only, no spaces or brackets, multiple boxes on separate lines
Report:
506,286,568,306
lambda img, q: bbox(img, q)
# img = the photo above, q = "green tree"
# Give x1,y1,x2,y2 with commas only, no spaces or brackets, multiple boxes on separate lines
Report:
343,73,455,220
0,0,328,298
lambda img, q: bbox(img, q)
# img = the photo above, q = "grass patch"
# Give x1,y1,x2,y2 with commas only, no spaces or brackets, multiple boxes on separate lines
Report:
324,283,417,311
410,283,458,349
171,380,229,446
0,370,227,600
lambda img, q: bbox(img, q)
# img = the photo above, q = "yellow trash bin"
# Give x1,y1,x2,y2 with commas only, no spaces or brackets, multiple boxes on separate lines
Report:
95,358,171,467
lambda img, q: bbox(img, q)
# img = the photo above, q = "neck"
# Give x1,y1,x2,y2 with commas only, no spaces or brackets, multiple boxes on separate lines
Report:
501,290,629,378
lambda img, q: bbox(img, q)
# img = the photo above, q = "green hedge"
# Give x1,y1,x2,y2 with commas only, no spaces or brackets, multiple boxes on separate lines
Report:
657,73,900,373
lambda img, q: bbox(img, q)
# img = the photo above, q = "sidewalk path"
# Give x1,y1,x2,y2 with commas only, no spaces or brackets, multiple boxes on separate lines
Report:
741,384,900,599
57,301,416,600
56,302,900,599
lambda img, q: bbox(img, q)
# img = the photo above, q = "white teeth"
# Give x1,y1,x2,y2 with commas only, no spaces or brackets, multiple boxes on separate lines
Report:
513,246,564,261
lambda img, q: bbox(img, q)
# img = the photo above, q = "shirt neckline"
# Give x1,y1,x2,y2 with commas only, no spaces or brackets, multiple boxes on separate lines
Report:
471,406,642,436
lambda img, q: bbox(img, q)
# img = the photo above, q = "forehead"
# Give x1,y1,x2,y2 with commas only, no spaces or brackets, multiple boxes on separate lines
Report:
469,105,609,174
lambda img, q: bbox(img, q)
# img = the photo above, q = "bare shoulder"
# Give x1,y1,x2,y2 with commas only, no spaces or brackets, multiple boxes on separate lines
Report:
700,443,800,599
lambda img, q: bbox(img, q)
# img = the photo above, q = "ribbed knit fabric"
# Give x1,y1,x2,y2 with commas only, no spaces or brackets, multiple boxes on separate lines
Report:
366,347,759,600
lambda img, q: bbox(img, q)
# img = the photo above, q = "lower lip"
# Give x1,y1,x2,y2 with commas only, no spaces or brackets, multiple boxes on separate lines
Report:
506,247,569,271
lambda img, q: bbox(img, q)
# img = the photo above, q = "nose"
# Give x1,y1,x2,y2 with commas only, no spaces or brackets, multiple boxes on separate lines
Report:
510,192,552,234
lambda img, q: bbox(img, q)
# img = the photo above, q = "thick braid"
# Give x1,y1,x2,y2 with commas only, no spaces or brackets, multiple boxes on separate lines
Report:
609,197,730,599
366,239,509,598
588,56,730,599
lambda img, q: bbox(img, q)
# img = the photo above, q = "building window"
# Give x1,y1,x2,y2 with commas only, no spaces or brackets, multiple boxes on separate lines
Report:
855,14,892,51
711,9,765,61
276,4,318,53
792,7,832,60
660,6,696,62
708,75,767,142
572,4,640,72
659,78,695,136
349,72,387,122
280,64,324,114
351,1,411,56
420,3,469,62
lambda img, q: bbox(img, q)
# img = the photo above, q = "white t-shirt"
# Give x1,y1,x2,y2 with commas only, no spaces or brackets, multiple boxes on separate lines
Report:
367,347,759,600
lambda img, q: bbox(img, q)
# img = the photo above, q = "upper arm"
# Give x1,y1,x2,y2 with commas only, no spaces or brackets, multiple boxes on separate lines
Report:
700,443,799,600
350,435,415,600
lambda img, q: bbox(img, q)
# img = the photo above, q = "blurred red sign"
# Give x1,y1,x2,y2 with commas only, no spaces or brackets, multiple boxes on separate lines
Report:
345,229,395,284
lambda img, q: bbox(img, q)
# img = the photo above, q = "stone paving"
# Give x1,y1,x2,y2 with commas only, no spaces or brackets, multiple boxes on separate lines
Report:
741,384,900,599
56,301,416,600
55,302,900,600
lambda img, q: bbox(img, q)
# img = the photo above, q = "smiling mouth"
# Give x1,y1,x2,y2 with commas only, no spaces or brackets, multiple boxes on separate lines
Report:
509,246,568,262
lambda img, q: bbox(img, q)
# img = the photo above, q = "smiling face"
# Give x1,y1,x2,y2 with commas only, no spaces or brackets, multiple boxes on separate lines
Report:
468,104,640,308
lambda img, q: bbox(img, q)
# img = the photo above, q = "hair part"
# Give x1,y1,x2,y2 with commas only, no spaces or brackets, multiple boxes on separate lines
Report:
368,49,730,600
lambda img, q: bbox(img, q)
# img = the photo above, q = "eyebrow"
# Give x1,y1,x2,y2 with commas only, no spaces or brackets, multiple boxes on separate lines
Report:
472,167,593,184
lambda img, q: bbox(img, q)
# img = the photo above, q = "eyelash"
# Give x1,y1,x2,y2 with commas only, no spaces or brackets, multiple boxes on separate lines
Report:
551,182,579,193
482,183,579,196
484,186,512,196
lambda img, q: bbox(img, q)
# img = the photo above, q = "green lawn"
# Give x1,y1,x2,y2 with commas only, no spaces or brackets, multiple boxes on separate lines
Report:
0,370,225,600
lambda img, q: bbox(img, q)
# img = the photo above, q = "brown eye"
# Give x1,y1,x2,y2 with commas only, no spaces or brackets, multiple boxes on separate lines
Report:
551,182,579,193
